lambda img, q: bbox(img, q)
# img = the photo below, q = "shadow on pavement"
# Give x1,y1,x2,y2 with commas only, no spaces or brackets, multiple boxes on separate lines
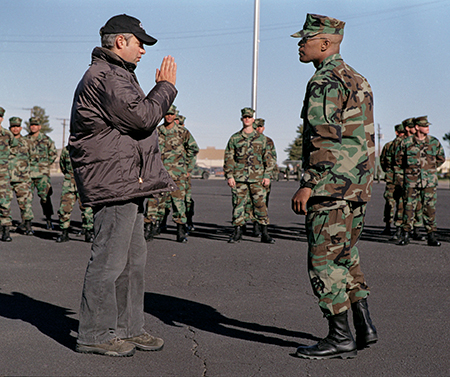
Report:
0,292,78,351
144,292,319,348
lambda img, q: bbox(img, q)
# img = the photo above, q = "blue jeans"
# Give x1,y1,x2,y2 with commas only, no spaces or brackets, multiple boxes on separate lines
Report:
77,199,147,345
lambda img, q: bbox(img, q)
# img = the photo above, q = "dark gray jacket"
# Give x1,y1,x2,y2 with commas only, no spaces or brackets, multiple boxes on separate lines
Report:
69,47,177,206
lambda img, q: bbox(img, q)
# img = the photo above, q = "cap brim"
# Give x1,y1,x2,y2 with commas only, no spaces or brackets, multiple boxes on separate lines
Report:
291,30,319,38
135,31,157,45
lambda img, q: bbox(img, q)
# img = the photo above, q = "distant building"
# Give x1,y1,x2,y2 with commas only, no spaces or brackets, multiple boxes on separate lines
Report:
197,146,224,169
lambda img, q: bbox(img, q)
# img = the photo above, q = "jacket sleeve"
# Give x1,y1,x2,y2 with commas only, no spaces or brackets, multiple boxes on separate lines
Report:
300,79,345,189
105,72,177,136
223,137,236,179
184,130,199,173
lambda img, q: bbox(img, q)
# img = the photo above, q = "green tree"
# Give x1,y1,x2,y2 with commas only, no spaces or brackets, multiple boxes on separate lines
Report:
24,106,53,134
285,123,303,161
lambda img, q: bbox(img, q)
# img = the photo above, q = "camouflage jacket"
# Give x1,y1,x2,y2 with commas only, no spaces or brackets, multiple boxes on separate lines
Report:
157,123,199,182
396,134,445,188
8,135,32,183
0,127,18,178
380,140,394,183
223,129,275,182
391,135,406,185
26,132,57,178
266,135,279,179
300,54,375,202
59,145,76,184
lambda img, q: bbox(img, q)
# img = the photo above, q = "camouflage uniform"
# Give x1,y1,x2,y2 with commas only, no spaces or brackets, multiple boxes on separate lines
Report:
0,126,17,228
58,146,93,232
298,52,375,316
8,118,34,225
224,114,275,229
396,117,445,239
145,120,199,225
26,118,57,225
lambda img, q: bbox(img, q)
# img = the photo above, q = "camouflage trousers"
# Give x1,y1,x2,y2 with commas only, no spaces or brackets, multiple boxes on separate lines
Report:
0,173,13,226
402,186,437,233
31,175,54,219
244,183,270,223
305,199,370,317
58,179,93,230
145,180,186,224
383,182,403,227
185,176,194,217
232,182,269,226
11,180,34,222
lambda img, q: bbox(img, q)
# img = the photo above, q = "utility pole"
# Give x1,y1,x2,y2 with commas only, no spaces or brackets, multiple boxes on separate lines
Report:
57,118,70,148
251,0,260,115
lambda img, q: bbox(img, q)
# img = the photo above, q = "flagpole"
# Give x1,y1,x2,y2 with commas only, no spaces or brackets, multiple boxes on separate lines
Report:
252,0,260,116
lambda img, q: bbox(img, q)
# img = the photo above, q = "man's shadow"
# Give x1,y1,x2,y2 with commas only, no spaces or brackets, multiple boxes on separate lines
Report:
145,292,319,348
0,292,78,350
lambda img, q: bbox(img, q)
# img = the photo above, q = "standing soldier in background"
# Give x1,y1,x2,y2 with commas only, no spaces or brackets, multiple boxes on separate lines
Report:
8,117,34,236
0,107,18,242
55,145,94,243
224,108,276,244
396,116,445,246
379,123,405,236
26,117,57,229
291,14,377,359
144,105,199,243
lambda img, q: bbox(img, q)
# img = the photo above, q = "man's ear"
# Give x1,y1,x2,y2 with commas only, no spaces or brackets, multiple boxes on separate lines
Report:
321,38,331,52
115,35,125,50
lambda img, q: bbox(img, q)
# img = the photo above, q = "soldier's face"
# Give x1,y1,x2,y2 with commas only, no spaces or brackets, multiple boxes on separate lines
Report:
9,125,22,136
165,114,176,124
241,116,254,128
417,125,429,135
298,36,326,64
0,116,3,125
29,124,41,135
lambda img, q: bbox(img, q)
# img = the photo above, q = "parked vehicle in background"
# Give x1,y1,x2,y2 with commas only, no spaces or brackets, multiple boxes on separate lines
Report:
191,165,211,179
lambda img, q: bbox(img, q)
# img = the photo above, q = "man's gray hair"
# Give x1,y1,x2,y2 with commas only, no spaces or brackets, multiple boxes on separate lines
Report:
101,33,135,49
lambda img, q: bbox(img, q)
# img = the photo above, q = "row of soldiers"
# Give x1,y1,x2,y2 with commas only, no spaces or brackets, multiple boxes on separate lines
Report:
380,115,445,246
0,107,94,243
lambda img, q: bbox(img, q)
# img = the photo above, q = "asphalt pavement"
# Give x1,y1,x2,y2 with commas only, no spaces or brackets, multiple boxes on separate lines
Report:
1,176,449,376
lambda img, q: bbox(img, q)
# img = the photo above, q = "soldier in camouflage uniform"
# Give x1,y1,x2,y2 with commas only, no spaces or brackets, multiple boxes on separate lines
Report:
291,14,377,359
243,118,278,237
144,105,199,243
396,116,445,246
0,107,18,242
26,117,57,229
56,145,94,243
224,108,276,244
8,117,34,235
379,123,405,236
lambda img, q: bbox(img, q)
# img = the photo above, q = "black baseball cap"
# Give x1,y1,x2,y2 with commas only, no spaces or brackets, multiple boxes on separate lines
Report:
100,14,157,46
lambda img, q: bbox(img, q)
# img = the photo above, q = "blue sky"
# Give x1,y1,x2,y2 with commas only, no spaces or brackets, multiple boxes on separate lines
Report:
1,0,449,164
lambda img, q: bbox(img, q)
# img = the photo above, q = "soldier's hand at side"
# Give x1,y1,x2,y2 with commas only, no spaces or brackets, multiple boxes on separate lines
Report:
227,177,236,188
262,178,270,187
156,56,177,86
291,187,311,215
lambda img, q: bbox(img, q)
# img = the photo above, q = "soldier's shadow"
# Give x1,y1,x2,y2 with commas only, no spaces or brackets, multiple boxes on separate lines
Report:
144,292,319,347
0,292,78,351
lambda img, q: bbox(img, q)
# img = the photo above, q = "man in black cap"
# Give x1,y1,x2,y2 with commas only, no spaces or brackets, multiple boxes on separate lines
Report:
70,14,177,357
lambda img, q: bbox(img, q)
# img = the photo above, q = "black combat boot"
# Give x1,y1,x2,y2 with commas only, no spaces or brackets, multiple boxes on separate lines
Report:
427,232,441,247
2,226,12,242
351,297,378,349
159,209,169,233
412,227,425,241
397,230,410,246
260,225,275,244
56,229,70,243
381,223,391,235
296,311,357,359
176,223,188,243
84,229,94,243
390,226,402,241
252,222,261,237
24,220,34,236
144,223,154,242
228,226,243,243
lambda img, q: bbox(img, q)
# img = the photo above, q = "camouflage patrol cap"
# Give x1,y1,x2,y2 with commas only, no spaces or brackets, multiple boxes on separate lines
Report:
178,115,186,125
29,117,41,125
402,117,415,129
166,105,177,115
394,123,404,133
254,118,265,127
241,107,255,117
9,117,22,126
413,115,431,127
291,14,345,39
0,107,5,117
